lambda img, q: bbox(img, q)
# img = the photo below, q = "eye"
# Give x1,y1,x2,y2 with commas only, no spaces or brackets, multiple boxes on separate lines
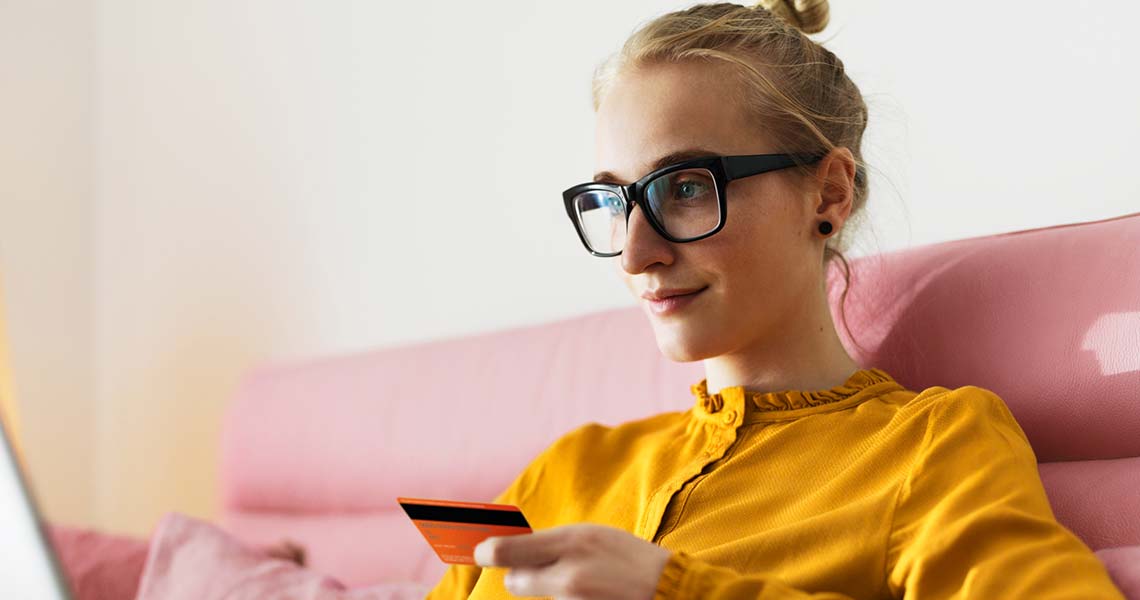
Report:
674,178,710,200
606,195,624,216
645,168,716,213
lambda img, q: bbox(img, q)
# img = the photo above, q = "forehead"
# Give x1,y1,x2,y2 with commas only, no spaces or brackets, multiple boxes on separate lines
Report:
594,60,760,183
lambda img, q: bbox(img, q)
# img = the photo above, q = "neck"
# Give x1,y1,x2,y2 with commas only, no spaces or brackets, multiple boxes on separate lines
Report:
703,277,860,395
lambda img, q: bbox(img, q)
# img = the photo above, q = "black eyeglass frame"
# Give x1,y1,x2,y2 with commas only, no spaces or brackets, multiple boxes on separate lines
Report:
562,152,829,257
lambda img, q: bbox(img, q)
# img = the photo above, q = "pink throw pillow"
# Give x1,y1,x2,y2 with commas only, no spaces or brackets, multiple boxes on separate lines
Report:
46,522,150,600
135,512,431,600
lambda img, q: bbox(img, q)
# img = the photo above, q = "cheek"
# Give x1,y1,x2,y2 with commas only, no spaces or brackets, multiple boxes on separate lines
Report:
720,186,801,263
700,214,789,298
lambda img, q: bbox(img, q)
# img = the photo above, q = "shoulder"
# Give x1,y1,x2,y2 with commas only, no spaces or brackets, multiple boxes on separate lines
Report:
512,409,688,482
544,409,689,457
891,383,1038,471
500,410,687,522
896,383,1023,434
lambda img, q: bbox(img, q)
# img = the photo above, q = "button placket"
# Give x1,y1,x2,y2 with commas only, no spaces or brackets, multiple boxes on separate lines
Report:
710,396,740,456
642,439,720,540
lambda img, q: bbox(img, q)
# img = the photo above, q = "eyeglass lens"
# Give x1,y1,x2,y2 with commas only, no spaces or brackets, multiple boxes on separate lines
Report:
571,168,721,254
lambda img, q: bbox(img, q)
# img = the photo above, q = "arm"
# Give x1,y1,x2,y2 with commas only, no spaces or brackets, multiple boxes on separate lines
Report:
885,386,1125,598
424,480,532,599
653,387,1126,600
654,551,858,599
424,429,561,600
424,556,481,600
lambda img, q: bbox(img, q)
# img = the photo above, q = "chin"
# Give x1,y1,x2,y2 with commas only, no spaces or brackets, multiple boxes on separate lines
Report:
649,320,716,363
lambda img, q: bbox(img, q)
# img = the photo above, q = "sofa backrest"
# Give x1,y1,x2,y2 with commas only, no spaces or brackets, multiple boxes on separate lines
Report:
218,305,705,586
219,210,1140,587
825,211,1140,552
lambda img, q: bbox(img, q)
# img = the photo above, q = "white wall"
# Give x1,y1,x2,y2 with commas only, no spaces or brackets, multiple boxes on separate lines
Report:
2,0,1138,535
0,0,95,526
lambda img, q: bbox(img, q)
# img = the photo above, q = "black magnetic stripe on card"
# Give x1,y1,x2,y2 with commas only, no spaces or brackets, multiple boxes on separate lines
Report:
399,502,531,528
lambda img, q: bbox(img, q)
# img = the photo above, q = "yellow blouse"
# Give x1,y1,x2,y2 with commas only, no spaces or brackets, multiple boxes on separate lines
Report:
426,367,1124,599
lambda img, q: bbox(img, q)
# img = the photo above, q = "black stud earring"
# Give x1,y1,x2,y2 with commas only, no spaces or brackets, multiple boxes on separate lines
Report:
818,221,833,236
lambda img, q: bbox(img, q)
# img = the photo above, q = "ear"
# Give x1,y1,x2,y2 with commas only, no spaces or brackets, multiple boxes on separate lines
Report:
812,146,856,230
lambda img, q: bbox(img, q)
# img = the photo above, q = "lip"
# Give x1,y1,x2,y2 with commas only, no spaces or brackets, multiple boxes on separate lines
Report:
641,287,707,301
642,286,707,317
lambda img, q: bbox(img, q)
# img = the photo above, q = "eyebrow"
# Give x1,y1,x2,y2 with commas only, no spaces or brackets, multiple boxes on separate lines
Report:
592,147,719,184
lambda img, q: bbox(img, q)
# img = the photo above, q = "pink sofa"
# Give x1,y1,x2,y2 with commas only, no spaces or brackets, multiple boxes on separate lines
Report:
50,210,1140,597
216,210,1140,595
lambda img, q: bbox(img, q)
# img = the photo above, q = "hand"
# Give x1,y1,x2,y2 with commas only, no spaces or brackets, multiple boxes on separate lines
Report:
473,523,673,600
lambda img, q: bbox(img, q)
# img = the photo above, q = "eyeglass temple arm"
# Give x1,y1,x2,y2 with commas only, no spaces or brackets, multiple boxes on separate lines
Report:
722,153,828,180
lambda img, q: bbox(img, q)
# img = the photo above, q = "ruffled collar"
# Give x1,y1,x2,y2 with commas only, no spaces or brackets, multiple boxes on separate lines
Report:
690,367,900,424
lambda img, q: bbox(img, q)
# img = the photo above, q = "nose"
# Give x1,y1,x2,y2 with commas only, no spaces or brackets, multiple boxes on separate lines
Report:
620,201,673,275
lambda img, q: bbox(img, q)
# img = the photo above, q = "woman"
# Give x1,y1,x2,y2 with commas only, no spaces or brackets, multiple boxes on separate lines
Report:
428,2,1125,599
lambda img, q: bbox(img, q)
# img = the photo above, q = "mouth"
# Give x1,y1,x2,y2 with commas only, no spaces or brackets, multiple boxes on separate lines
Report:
641,286,708,301
643,286,708,316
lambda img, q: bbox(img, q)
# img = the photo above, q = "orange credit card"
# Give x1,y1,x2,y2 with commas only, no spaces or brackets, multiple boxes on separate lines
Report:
397,496,533,565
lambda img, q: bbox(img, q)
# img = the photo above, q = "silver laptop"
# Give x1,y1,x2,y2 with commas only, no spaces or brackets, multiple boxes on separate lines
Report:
0,419,74,599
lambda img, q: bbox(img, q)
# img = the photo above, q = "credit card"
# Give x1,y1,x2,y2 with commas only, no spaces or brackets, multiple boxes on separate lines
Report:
397,496,533,565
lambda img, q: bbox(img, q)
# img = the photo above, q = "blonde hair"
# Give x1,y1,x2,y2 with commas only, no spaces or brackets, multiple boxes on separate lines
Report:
591,0,871,345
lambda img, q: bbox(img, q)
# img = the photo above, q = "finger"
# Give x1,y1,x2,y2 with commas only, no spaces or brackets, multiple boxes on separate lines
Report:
474,526,572,567
502,566,550,597
504,562,600,599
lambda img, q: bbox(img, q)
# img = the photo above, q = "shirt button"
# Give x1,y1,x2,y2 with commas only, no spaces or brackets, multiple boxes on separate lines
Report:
722,410,737,425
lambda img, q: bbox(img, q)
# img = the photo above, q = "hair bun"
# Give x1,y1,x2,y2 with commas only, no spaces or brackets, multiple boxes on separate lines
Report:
755,0,830,34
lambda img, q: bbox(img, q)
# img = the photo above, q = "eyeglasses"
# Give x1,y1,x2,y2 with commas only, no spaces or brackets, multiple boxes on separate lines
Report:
561,152,827,257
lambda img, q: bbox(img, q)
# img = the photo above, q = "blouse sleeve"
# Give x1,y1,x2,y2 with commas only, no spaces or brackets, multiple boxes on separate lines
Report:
422,550,481,599
653,550,861,599
886,386,1124,598
652,387,1126,599
424,428,565,600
